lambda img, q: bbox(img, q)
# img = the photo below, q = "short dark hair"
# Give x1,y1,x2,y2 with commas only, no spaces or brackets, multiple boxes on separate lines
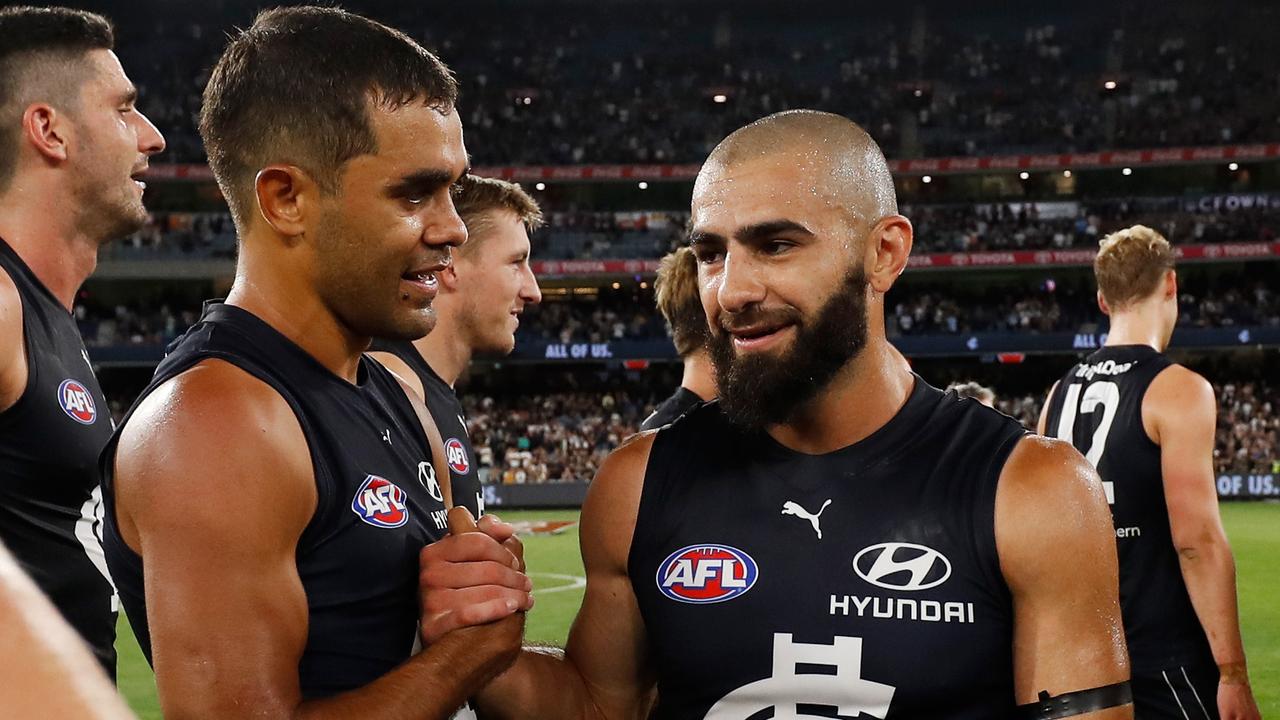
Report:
0,6,114,189
453,175,543,254
199,6,459,229
655,246,709,357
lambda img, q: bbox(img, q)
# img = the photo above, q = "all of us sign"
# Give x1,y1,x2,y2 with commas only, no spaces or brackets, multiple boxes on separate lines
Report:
1216,475,1280,498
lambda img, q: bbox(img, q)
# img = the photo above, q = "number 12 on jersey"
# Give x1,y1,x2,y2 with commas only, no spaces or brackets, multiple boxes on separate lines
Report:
1055,381,1119,504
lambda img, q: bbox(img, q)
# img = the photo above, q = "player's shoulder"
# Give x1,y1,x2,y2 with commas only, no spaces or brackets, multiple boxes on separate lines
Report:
119,358,306,472
579,430,657,568
995,436,1113,575
1148,362,1214,401
1000,434,1099,499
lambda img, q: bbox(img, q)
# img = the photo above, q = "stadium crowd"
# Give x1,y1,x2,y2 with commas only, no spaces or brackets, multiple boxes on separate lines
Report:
76,276,1280,349
453,379,1275,483
103,199,1280,264
108,0,1280,165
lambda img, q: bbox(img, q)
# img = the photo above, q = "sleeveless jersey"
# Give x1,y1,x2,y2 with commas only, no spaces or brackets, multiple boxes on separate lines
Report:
1043,345,1213,669
629,378,1027,719
102,303,451,698
640,386,705,431
369,339,482,518
0,237,117,676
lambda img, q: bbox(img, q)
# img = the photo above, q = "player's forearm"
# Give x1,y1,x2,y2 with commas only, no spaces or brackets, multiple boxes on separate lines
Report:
1177,536,1249,668
294,620,522,720
473,647,618,720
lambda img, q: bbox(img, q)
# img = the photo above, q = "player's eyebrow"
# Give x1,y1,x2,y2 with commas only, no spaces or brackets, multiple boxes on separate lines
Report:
119,86,138,106
687,229,725,248
734,219,815,244
388,168,460,196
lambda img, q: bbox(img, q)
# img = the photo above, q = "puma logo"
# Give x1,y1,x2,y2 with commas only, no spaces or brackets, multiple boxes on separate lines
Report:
782,499,832,539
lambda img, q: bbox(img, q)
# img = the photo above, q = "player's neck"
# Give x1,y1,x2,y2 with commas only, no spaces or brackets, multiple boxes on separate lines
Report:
414,320,469,388
1104,310,1167,352
680,351,716,401
226,246,367,384
0,190,99,311
767,341,915,455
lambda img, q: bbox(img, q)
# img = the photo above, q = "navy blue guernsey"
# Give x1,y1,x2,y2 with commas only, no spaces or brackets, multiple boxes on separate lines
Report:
102,303,451,698
640,386,705,431
1043,345,1213,670
629,378,1027,719
0,237,117,676
369,339,483,519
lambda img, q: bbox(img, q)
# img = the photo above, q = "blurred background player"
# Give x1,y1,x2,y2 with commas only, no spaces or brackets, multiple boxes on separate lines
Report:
0,5,165,677
948,380,996,408
101,7,530,717
640,245,715,430
0,539,136,719
422,110,1133,718
1040,225,1260,720
370,174,543,519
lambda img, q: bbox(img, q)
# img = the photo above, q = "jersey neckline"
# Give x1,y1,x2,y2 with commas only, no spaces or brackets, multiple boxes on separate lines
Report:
755,373,936,462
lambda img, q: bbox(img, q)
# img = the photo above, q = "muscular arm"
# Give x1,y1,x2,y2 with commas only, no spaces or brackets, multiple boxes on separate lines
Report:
0,539,134,719
466,433,658,720
1145,366,1259,715
0,269,26,412
113,359,521,720
997,436,1132,718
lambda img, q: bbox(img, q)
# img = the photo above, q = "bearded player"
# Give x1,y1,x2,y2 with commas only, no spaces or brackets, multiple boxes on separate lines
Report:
421,110,1134,719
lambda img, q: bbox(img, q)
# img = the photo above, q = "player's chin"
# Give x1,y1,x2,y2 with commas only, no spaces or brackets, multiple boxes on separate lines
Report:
380,307,437,342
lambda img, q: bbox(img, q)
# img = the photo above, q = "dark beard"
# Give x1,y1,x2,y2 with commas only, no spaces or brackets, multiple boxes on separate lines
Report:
708,268,869,432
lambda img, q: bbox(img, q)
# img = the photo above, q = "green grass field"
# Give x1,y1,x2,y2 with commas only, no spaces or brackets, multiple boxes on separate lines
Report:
118,505,1279,717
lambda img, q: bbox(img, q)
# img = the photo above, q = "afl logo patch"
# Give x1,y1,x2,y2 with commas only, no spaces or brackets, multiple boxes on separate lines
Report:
351,475,409,528
853,542,952,591
445,438,470,474
57,379,97,425
656,544,758,604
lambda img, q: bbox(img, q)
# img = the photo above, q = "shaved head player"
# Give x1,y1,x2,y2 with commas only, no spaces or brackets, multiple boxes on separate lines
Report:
101,8,531,718
423,110,1135,718
0,5,165,677
1040,226,1260,719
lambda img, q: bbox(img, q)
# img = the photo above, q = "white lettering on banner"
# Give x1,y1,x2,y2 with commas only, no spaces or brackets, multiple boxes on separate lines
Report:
1116,527,1142,539
1217,475,1280,497
705,633,896,720
543,343,615,360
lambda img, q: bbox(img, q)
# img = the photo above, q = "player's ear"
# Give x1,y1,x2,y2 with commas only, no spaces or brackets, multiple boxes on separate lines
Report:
1097,290,1111,316
865,215,913,294
254,164,316,240
21,104,71,163
1164,269,1177,299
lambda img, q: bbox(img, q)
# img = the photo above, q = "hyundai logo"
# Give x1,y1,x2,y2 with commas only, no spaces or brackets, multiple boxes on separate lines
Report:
853,542,952,591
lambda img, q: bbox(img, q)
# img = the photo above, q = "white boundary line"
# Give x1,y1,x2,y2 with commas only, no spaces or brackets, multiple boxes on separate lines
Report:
530,572,586,595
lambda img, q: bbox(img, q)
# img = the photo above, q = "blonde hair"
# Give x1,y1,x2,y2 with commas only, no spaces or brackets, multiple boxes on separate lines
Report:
654,246,708,357
1094,224,1175,310
452,175,543,255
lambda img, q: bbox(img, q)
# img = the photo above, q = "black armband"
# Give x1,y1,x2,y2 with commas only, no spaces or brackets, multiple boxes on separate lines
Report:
1016,681,1133,719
